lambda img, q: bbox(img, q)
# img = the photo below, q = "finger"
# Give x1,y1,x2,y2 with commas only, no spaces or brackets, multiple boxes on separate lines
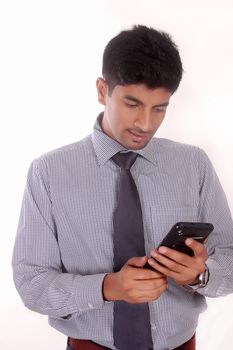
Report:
148,257,181,278
122,262,164,280
149,252,184,273
153,246,192,266
127,256,148,267
135,277,167,291
185,239,207,257
127,282,168,304
133,280,168,300
138,283,168,301
126,256,165,279
128,265,166,280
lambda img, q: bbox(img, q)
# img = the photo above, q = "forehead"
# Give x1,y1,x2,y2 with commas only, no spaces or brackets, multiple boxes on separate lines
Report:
111,84,172,104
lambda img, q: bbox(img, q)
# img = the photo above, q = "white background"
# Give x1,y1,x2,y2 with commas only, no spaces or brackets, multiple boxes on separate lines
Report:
0,1,233,349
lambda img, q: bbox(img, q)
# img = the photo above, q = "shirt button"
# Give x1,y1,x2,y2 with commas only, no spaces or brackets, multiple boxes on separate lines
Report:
88,302,94,309
151,323,156,331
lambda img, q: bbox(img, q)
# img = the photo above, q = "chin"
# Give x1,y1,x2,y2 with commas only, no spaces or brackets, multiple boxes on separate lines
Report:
122,140,150,150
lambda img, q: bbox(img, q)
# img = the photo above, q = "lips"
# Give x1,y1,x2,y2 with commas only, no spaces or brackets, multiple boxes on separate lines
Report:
128,130,147,142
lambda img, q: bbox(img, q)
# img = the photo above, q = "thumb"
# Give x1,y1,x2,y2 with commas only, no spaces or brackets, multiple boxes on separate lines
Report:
126,256,148,268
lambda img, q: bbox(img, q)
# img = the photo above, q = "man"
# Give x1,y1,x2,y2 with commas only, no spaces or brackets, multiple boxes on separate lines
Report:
12,25,233,350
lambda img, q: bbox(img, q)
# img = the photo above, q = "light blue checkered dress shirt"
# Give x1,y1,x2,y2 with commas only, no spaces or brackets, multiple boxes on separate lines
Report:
12,114,233,350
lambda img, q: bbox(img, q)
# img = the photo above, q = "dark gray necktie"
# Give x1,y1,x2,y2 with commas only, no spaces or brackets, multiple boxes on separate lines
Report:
112,151,153,350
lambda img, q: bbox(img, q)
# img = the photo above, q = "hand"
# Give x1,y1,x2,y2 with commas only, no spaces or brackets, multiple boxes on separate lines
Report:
103,256,167,304
147,239,208,285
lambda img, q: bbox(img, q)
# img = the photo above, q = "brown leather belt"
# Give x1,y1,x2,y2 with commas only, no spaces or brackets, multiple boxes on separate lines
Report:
67,333,195,350
68,338,111,349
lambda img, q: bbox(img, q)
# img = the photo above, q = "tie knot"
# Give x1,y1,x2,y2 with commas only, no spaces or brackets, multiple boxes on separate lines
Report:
112,151,138,170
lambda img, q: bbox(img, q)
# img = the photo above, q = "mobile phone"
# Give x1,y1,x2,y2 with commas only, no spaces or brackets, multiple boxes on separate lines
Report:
157,222,214,256
144,222,214,269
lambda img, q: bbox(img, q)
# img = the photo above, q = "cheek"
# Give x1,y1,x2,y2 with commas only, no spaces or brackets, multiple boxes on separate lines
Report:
107,110,123,135
153,114,166,128
111,109,129,130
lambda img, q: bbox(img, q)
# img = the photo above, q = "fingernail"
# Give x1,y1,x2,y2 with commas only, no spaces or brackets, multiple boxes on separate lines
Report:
186,239,192,245
148,258,155,264
151,251,158,258
159,247,167,254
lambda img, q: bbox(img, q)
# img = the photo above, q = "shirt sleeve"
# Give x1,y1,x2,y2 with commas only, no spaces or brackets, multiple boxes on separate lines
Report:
189,148,233,297
12,158,108,319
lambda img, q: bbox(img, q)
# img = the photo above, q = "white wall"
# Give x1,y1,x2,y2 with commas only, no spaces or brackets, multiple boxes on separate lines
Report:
0,1,233,349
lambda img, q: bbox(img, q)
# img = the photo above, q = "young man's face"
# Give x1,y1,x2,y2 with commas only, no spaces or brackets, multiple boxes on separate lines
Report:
96,78,172,150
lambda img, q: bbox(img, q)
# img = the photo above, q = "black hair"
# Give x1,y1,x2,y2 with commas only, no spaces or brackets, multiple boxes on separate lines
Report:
102,25,183,94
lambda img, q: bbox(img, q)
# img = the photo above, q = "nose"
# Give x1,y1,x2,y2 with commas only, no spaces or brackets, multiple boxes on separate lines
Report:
134,110,152,132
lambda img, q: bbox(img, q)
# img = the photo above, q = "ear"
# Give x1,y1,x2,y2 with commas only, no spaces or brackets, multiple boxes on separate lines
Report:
96,78,108,105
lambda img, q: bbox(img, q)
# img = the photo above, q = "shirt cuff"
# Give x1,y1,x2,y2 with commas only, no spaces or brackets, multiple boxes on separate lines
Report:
184,257,230,297
191,258,222,296
74,273,110,312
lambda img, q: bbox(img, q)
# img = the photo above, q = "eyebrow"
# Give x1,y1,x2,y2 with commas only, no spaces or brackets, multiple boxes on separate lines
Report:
124,95,169,108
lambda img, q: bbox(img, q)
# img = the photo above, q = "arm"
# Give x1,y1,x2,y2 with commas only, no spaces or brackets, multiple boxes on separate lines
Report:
12,159,107,319
148,149,233,297
195,149,233,297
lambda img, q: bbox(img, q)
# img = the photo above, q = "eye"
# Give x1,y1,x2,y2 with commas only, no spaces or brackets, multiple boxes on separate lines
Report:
154,106,167,112
125,102,138,108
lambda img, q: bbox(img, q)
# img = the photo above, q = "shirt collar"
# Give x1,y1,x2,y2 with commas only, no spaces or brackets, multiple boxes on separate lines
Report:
91,113,157,166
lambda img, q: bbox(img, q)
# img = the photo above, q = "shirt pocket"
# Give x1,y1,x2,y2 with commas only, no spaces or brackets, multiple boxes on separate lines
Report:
149,206,198,247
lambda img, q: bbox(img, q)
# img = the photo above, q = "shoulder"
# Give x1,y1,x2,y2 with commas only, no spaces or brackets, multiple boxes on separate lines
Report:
150,137,213,172
151,137,207,158
29,134,93,173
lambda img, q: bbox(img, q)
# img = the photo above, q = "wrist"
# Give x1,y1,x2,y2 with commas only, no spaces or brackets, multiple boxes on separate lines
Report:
102,273,118,301
189,275,199,285
189,264,210,288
